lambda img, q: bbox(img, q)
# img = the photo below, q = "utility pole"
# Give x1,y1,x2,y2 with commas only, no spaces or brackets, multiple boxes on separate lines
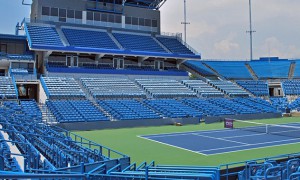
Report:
246,0,256,61
181,0,190,45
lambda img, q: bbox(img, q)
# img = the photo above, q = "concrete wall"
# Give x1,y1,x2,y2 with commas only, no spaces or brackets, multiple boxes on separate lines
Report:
57,117,200,131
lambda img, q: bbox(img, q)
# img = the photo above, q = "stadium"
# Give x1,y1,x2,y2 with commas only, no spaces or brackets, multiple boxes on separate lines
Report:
0,0,300,179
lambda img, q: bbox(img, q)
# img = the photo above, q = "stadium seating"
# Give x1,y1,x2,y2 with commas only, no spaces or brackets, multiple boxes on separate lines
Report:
238,158,300,180
209,80,250,97
182,80,224,97
204,61,252,79
0,132,22,172
98,99,161,120
62,28,119,49
270,97,289,112
282,80,300,95
20,100,42,120
249,60,290,79
0,77,17,99
143,99,203,118
184,60,216,76
81,78,146,98
290,98,300,111
293,61,300,78
25,24,64,47
0,101,119,169
136,79,197,98
232,98,278,113
208,98,260,114
236,80,269,96
46,100,109,122
156,36,194,55
40,77,85,99
113,32,166,52
182,98,234,116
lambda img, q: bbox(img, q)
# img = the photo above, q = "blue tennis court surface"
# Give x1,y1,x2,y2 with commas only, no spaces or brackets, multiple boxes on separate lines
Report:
140,123,300,156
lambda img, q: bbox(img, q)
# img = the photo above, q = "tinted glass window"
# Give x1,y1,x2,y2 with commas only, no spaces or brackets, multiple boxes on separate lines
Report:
42,6,50,16
51,8,58,17
67,10,74,18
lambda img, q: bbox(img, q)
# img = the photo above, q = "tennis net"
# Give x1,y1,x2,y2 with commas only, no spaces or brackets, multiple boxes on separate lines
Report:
224,118,300,139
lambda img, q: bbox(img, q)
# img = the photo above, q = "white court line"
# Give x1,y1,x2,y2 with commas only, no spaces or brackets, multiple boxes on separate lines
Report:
201,141,300,156
137,135,209,156
141,127,234,138
142,128,238,138
191,133,250,145
200,136,300,152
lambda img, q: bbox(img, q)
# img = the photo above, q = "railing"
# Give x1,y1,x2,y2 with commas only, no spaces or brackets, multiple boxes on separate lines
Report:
51,126,129,160
219,152,300,180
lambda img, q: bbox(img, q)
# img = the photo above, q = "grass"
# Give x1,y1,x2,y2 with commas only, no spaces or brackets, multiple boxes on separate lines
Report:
74,117,300,166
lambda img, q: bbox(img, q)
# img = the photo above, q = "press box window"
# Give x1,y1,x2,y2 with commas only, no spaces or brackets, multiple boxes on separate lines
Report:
51,8,58,17
59,9,67,22
87,11,94,21
67,10,74,18
42,6,50,16
75,11,82,19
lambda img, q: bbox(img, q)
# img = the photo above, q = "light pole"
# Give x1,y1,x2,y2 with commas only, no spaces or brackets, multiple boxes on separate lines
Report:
246,0,256,61
181,0,190,44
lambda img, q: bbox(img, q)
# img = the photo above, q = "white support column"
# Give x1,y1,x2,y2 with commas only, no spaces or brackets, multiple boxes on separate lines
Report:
82,11,87,24
122,15,126,28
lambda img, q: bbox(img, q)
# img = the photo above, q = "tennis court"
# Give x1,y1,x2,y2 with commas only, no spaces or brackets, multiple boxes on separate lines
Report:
140,121,300,156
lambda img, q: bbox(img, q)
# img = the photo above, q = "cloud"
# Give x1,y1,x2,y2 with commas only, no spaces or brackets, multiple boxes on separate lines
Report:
214,39,240,54
259,37,300,58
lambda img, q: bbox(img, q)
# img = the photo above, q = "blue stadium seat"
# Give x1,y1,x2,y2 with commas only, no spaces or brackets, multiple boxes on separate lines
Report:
209,80,250,97
156,36,194,55
26,24,64,47
143,99,203,118
62,28,119,49
113,32,166,52
204,61,252,79
46,100,109,122
40,77,85,99
236,80,269,96
249,60,290,79
98,99,161,120
0,77,18,99
184,60,216,76
282,80,300,95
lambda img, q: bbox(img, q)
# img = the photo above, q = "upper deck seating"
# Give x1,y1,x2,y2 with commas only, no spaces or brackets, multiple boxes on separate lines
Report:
81,78,146,99
182,80,224,97
26,25,64,47
136,79,197,98
184,61,216,76
113,32,166,53
156,36,194,55
204,61,252,79
249,60,290,79
62,28,119,49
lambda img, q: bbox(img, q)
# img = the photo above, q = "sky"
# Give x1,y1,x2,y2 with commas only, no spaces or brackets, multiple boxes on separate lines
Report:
0,0,299,60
